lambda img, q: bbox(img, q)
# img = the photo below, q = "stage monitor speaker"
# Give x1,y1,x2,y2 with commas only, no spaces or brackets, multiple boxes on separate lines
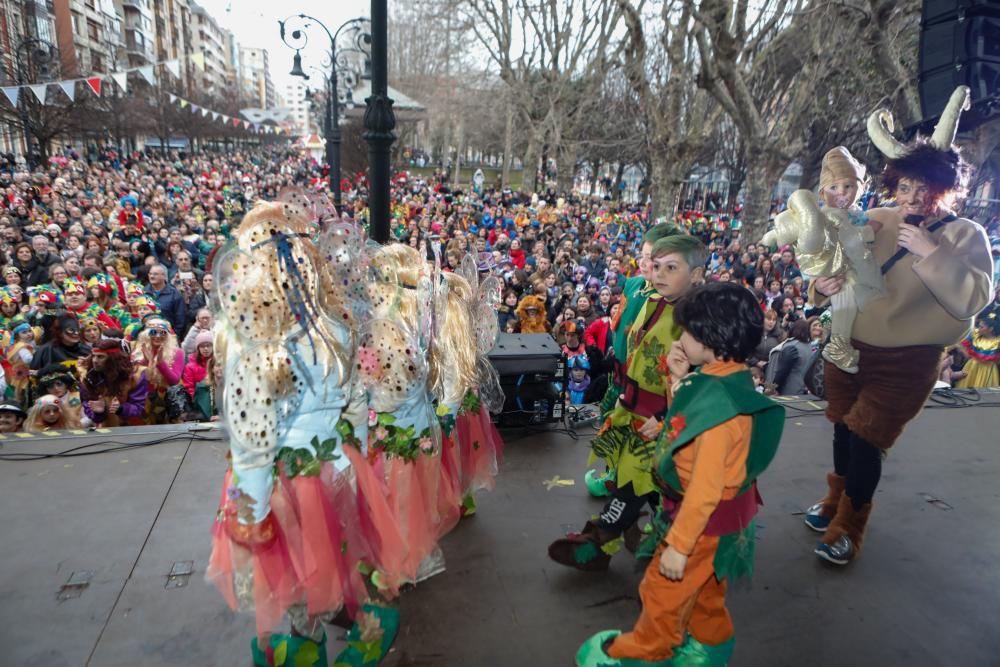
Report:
919,2,1000,118
488,333,566,426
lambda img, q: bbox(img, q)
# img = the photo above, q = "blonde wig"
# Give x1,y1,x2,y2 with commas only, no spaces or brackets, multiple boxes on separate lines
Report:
25,394,80,432
135,317,181,389
430,271,479,406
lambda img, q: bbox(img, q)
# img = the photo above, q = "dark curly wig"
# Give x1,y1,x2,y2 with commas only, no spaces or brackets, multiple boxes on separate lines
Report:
673,282,764,363
881,140,969,204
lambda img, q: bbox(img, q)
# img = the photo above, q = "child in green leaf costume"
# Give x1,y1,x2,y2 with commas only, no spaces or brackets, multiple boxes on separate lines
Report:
549,234,707,572
587,223,681,497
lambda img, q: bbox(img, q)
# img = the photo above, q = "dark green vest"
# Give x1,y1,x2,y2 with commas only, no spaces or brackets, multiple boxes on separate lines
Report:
642,368,785,581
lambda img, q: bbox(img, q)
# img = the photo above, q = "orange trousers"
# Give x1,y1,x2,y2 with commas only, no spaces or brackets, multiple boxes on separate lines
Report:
608,535,733,662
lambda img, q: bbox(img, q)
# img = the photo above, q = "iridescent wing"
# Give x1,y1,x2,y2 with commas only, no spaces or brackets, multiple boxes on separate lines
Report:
355,319,426,413
213,245,298,344
317,219,367,327
473,273,503,356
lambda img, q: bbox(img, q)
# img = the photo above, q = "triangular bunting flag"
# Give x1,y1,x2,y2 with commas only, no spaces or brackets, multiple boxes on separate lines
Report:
190,52,206,70
85,77,101,97
28,84,48,104
212,112,220,121
201,108,210,117
232,118,241,128
179,99,189,109
138,65,156,86
2,86,19,107
164,60,181,79
221,114,230,123
168,93,178,104
191,104,200,113
111,72,128,93
58,80,75,101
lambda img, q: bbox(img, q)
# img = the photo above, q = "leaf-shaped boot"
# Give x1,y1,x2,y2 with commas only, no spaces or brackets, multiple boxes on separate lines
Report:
332,604,400,667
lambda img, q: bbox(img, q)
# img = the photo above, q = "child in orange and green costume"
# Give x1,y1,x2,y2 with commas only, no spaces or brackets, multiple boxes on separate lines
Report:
577,283,784,667
549,234,706,571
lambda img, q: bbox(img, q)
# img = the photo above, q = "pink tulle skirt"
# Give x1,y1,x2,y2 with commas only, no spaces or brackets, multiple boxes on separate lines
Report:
206,462,370,639
435,430,464,537
455,407,504,495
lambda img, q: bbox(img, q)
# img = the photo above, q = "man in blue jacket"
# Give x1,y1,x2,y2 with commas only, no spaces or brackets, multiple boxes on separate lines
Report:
145,264,186,336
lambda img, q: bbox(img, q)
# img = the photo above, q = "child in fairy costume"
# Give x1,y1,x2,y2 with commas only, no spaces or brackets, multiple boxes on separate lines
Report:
586,223,682,496
430,252,505,520
358,243,452,587
549,234,706,572
577,282,784,667
206,199,398,667
956,306,1000,388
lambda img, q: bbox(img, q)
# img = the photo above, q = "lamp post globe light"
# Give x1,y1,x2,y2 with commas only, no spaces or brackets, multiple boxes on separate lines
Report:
13,37,59,170
279,14,371,215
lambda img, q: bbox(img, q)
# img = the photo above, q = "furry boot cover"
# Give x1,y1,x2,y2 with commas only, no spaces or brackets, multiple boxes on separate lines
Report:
820,495,874,557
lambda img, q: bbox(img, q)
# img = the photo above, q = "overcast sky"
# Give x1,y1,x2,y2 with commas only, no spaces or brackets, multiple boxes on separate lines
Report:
195,0,370,95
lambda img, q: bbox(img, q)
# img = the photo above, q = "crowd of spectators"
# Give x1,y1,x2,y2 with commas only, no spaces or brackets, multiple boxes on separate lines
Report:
0,151,997,433
0,146,316,432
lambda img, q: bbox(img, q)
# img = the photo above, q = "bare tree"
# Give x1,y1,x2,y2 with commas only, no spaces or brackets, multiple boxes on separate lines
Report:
618,0,722,217
464,0,625,193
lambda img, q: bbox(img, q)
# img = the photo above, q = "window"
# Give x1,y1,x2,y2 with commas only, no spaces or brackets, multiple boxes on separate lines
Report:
72,12,82,35
92,51,104,73
87,19,100,41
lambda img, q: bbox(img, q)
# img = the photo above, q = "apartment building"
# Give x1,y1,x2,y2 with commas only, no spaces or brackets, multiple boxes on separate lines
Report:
239,46,276,109
188,1,231,95
52,0,123,75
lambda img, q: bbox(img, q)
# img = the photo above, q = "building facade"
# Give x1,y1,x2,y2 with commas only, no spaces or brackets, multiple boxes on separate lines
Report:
239,46,276,109
115,0,155,68
188,1,230,95
282,79,312,137
53,0,123,76
152,0,192,90
0,0,59,156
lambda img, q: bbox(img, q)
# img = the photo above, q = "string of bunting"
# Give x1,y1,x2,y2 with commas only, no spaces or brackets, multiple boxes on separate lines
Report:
0,51,203,107
165,93,290,135
0,50,286,134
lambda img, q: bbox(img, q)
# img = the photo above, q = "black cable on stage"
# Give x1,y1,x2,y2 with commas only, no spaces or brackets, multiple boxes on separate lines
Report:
0,431,224,461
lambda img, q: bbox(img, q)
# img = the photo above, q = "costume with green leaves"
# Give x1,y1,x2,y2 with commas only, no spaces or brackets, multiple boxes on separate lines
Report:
639,369,784,580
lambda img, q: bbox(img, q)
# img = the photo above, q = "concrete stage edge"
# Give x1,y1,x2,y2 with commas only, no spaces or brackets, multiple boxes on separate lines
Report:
1,393,999,667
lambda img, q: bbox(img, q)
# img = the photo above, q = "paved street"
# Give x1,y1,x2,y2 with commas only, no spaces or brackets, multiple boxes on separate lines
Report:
2,395,1000,666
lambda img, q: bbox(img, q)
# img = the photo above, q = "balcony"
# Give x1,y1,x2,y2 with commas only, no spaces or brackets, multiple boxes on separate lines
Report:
121,0,149,11
124,28,154,60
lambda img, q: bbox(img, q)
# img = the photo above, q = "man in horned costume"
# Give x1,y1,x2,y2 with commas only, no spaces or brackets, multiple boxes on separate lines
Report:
804,86,994,565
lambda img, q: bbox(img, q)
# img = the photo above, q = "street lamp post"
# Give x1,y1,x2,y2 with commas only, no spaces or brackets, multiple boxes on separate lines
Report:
365,0,395,244
13,37,58,171
279,15,370,215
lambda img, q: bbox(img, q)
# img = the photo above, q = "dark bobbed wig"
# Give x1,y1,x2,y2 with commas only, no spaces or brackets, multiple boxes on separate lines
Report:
881,141,968,203
673,282,764,362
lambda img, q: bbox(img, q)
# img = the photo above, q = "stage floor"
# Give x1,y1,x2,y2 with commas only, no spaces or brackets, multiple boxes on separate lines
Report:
1,393,999,667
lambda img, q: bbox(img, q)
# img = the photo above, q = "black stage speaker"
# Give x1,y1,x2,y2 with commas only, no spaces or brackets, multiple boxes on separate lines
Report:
919,0,1000,120
488,333,566,426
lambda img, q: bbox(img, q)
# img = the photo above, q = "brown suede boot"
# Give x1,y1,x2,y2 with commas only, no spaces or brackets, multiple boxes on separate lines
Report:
803,472,846,533
548,521,619,571
815,495,873,565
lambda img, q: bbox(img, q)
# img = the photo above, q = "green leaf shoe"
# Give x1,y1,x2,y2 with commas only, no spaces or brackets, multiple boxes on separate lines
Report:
332,603,401,666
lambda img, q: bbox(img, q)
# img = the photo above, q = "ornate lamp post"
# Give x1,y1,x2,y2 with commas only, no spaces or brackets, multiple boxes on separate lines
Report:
279,15,371,214
13,37,58,170
364,0,395,244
